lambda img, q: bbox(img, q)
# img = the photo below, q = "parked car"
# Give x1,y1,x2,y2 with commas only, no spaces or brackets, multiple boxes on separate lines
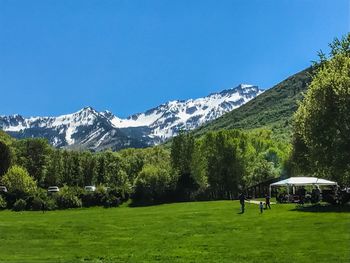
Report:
84,186,96,192
47,186,60,193
0,186,8,193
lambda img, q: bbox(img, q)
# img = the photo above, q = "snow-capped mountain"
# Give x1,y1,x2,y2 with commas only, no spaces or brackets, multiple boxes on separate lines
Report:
108,84,262,142
0,84,263,151
0,107,146,151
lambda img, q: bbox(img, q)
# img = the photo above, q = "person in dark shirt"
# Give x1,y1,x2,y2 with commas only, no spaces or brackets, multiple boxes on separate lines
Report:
238,193,246,213
265,194,271,209
41,202,46,213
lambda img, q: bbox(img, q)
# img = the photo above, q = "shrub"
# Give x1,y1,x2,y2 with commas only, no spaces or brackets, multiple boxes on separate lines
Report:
81,186,106,207
103,195,120,208
133,164,172,203
30,196,44,211
1,166,37,197
56,186,82,209
13,199,27,212
44,198,58,211
0,196,7,209
26,188,57,211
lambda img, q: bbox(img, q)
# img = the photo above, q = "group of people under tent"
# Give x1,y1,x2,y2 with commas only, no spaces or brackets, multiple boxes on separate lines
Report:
275,185,343,204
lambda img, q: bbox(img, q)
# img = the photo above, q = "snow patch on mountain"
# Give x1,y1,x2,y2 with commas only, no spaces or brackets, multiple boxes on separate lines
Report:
109,84,263,141
0,84,263,150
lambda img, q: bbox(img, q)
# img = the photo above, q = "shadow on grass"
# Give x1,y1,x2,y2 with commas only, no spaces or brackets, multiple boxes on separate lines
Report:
290,203,350,213
128,200,165,208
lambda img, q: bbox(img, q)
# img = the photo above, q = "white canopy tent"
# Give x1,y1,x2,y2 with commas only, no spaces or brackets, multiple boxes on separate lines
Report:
269,177,337,197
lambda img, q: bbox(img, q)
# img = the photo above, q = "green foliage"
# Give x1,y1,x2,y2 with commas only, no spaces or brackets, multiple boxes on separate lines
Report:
81,186,121,208
27,188,57,211
171,132,201,200
0,195,7,209
171,132,195,176
195,68,313,140
12,198,27,212
56,186,82,209
1,165,37,196
246,159,278,186
15,138,51,186
293,34,350,185
169,129,289,200
133,164,174,203
45,150,63,187
0,141,12,177
0,130,14,145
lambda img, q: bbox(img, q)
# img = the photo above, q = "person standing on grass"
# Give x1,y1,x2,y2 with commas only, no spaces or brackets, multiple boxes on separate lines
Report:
41,201,46,213
265,194,271,209
259,201,264,213
238,193,246,213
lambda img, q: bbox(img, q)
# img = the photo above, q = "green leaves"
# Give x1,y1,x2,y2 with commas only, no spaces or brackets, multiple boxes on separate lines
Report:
1,165,37,195
292,34,350,185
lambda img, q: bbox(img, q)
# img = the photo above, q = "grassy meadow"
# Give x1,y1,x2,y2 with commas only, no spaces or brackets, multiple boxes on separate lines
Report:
0,201,349,263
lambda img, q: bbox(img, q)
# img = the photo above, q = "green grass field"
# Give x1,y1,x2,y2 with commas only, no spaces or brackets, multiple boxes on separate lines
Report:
0,201,349,263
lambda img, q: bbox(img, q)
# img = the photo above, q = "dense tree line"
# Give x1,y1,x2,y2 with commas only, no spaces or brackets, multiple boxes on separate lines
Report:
0,128,289,210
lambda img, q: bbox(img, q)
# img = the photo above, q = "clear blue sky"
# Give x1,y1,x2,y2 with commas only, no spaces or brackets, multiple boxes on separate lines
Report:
0,0,349,117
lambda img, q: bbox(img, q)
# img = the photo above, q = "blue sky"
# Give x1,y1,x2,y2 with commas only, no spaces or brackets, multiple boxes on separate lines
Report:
0,0,349,117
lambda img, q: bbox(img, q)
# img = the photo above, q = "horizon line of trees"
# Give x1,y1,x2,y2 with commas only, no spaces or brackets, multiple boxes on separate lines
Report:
0,128,289,210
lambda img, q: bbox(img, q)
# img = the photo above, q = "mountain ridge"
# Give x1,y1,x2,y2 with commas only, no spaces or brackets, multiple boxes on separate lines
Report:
195,67,313,139
0,84,262,151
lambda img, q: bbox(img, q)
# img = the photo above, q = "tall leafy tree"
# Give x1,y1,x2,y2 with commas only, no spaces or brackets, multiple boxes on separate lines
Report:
45,150,63,186
171,132,198,200
80,151,97,186
15,138,51,186
293,34,350,185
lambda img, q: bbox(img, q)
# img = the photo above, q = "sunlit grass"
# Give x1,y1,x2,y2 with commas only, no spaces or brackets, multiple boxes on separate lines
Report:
0,201,349,262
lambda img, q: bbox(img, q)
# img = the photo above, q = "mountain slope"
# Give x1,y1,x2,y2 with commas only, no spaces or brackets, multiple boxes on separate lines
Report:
108,84,262,142
0,107,146,151
0,84,262,150
195,68,313,138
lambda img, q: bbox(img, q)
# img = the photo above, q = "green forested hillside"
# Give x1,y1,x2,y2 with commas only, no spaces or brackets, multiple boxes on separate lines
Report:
196,68,313,139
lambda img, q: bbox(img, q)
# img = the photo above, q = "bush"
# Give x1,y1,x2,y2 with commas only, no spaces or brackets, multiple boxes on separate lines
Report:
30,196,44,211
81,186,107,207
81,186,122,208
103,195,120,208
1,166,37,196
0,196,7,209
26,188,57,211
56,186,82,209
133,164,172,203
13,199,27,212
44,198,58,211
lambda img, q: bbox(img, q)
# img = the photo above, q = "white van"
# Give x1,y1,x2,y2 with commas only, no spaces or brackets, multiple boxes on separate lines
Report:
47,186,60,193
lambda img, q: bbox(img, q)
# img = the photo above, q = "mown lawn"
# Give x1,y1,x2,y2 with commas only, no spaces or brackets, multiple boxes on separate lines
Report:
0,201,349,262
